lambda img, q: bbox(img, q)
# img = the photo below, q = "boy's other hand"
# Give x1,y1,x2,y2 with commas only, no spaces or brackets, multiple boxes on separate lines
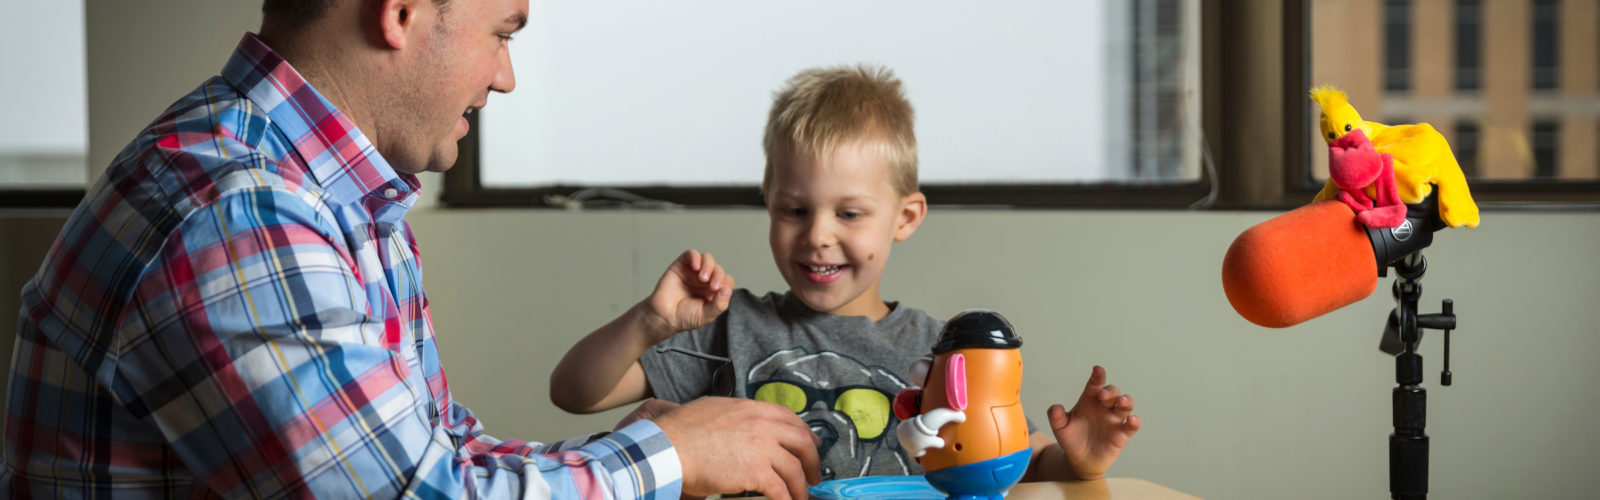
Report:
1047,365,1140,480
654,397,822,500
644,249,736,342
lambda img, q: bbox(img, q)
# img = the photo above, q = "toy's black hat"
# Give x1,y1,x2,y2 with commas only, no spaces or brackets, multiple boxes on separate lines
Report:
932,309,1023,354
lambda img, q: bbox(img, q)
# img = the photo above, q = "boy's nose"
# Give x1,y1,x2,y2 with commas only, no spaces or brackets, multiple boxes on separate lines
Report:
806,220,836,248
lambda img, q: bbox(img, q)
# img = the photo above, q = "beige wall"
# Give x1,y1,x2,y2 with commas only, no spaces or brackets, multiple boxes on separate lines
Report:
7,207,1600,499
2,2,1597,499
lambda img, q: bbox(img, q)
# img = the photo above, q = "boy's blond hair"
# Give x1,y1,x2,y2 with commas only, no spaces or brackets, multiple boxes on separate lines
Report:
762,64,918,197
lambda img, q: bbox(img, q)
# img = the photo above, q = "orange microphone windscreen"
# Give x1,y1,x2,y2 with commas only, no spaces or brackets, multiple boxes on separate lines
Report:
1222,200,1379,328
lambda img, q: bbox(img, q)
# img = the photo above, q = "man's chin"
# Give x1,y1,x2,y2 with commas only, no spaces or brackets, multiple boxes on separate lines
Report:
423,150,460,173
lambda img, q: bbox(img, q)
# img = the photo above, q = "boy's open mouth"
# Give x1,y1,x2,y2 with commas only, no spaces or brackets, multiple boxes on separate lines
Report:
800,263,847,284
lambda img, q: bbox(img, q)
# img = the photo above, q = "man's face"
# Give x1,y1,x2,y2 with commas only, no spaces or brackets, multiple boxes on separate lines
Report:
388,0,527,174
765,143,922,318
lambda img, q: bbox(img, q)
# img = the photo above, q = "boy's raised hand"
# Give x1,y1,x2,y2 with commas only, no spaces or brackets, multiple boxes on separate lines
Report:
643,249,736,342
1045,365,1140,480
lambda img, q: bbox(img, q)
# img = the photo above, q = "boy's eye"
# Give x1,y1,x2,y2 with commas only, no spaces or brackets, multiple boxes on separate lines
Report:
838,211,862,221
784,207,808,217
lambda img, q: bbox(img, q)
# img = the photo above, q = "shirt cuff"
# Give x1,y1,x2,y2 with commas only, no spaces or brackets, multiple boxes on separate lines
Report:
578,419,683,500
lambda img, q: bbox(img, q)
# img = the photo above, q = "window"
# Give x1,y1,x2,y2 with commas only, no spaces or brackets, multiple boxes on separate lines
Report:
1304,0,1599,203
443,0,1598,209
1531,120,1558,178
1453,121,1480,178
1531,0,1558,91
1,0,88,206
1454,0,1481,92
446,0,1211,208
1384,0,1412,92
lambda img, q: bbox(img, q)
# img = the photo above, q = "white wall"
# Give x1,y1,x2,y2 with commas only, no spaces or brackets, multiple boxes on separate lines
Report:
1,2,1593,499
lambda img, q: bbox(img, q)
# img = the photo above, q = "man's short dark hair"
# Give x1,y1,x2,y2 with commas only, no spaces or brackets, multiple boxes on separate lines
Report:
262,0,449,28
261,0,337,28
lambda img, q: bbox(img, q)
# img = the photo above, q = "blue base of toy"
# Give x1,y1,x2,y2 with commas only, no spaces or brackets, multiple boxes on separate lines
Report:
923,448,1033,500
807,475,947,500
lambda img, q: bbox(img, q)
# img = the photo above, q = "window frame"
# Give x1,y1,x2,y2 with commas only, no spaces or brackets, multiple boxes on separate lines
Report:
0,189,83,209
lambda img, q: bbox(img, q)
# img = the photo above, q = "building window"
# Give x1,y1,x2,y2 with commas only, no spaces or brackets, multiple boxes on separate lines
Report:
1453,0,1481,92
1452,121,1479,178
1531,120,1558,178
1384,0,1412,92
1531,0,1559,91
2,1,87,191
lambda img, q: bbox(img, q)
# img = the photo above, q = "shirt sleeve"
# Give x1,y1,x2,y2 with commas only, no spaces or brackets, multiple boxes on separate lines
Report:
638,315,726,403
117,188,681,499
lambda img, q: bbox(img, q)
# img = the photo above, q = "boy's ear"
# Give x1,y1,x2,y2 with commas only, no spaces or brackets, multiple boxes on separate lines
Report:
893,192,927,242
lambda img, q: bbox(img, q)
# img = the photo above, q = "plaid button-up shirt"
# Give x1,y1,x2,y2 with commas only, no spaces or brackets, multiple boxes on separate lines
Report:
3,33,681,499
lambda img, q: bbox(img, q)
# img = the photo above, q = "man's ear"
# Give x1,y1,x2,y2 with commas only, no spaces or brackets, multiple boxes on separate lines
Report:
893,191,927,242
376,0,418,50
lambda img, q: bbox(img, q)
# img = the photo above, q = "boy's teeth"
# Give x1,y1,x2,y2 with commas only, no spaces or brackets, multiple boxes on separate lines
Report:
808,264,841,274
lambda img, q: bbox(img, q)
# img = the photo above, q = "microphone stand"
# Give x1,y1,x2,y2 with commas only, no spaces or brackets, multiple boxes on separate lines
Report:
1373,193,1457,500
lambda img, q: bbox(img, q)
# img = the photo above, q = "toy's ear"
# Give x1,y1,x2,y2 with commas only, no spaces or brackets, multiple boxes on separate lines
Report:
945,353,967,411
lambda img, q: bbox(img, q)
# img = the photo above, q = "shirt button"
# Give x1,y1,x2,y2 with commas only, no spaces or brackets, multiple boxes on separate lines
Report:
384,188,399,198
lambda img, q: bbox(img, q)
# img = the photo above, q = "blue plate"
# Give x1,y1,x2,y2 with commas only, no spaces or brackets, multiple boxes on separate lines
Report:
807,475,948,500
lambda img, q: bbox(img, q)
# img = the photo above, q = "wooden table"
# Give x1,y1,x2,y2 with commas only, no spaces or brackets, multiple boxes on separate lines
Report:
740,478,1201,499
998,478,1201,500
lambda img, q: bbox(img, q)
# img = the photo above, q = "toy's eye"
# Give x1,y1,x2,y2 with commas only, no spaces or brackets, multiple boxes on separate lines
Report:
1344,124,1352,132
1329,132,1337,139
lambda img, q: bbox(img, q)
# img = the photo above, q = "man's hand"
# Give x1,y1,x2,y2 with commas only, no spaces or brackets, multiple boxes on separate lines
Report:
642,249,735,342
1046,365,1140,481
614,398,680,431
653,397,822,500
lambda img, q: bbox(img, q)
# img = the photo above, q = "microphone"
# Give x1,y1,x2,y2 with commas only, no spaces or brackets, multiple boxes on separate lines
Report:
1221,194,1444,328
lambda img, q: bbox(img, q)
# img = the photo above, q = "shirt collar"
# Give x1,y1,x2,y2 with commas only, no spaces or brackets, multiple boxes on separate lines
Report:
220,33,420,226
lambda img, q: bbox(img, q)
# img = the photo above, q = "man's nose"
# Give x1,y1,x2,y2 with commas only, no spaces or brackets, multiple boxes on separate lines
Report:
492,47,516,93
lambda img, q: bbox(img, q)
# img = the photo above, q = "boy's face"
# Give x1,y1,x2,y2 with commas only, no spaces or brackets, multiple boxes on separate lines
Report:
765,143,926,319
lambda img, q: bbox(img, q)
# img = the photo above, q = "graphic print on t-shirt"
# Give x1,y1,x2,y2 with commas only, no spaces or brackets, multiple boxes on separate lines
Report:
746,347,915,479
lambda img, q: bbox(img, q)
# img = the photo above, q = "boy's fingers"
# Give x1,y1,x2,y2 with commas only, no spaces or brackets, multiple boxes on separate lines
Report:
709,265,727,292
718,275,736,301
683,248,702,272
1081,365,1107,397
699,253,717,281
1125,414,1143,433
1115,394,1134,412
1046,403,1070,431
1099,384,1121,408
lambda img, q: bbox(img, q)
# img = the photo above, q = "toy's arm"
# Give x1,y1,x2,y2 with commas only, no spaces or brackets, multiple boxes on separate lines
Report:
1339,188,1373,212
897,408,967,458
1353,153,1408,228
896,353,970,458
1432,155,1481,228
1374,153,1402,208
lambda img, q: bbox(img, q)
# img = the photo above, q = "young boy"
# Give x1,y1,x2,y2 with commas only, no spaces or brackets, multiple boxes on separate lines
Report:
550,65,1140,482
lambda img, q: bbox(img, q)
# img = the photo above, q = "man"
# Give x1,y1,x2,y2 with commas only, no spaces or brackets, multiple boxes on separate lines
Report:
1,0,820,498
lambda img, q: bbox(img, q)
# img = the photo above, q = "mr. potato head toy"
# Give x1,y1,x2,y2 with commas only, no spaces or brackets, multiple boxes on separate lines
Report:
894,310,1030,500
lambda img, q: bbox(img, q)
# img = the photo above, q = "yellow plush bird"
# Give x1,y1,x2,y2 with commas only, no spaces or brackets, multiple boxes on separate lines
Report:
1310,85,1479,228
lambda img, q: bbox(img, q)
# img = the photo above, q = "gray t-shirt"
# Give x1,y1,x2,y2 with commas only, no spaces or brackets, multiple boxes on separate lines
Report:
639,289,944,480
